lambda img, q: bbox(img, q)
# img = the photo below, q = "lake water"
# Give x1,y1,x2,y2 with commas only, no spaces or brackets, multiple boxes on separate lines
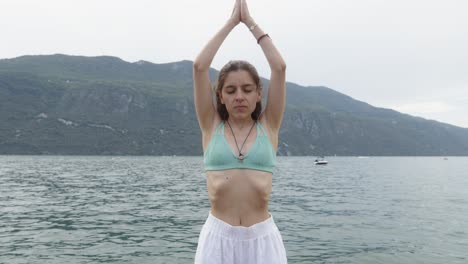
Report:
1,156,467,264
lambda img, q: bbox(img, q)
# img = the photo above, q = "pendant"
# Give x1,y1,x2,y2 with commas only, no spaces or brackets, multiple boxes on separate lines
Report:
238,153,244,162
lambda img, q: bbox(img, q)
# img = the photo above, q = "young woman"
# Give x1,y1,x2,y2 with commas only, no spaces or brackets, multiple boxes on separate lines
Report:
193,0,287,263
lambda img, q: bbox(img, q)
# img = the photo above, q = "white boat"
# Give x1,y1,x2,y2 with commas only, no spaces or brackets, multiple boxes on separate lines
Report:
314,157,328,165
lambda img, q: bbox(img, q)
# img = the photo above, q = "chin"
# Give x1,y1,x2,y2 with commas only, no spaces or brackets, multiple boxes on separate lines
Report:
230,112,252,119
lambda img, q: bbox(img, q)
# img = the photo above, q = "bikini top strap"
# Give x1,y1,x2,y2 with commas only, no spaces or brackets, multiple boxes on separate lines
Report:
214,122,224,135
257,122,268,136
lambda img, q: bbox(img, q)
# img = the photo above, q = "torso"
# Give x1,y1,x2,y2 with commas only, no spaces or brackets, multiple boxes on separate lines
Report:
202,115,278,227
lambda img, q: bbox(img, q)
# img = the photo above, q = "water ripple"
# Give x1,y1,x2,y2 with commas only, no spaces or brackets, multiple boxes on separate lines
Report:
1,156,467,263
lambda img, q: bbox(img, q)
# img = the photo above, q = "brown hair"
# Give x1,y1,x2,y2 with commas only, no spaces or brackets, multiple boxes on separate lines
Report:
215,60,262,120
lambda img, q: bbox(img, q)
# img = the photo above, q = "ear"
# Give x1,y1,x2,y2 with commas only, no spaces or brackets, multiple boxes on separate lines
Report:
256,88,262,102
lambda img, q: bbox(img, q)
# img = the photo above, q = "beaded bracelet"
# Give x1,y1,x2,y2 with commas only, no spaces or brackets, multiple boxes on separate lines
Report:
257,33,270,44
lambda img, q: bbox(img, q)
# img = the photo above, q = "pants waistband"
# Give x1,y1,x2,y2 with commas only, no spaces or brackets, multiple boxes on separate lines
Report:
203,211,279,240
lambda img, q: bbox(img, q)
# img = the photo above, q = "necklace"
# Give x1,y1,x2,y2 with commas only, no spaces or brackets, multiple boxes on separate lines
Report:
226,120,256,162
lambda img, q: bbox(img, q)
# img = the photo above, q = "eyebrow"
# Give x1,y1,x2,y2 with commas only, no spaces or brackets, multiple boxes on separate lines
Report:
225,84,254,89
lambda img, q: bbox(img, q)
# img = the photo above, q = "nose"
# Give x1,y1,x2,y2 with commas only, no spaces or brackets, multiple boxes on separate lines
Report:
234,90,245,101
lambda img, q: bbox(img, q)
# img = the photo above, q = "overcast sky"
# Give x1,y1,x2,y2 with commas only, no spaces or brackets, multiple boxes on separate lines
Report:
2,0,467,128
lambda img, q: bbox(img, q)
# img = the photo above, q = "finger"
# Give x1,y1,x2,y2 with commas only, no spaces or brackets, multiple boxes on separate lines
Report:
232,0,239,15
241,0,249,14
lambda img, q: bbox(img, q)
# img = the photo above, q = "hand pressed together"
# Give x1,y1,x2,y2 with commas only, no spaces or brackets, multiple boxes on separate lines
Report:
229,0,241,26
240,0,255,26
228,0,256,28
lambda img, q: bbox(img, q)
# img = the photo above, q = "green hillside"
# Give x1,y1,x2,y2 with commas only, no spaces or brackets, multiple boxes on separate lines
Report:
1,54,467,155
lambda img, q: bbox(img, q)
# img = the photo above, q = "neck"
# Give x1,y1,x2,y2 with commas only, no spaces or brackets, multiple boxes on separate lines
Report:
226,117,255,130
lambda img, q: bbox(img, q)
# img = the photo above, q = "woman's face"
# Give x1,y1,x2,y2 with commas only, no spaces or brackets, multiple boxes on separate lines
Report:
219,70,261,120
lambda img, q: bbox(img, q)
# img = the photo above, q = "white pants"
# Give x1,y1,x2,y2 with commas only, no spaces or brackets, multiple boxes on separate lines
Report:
194,211,288,264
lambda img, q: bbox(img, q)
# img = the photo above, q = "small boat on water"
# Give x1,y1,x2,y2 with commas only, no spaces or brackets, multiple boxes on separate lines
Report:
314,156,328,165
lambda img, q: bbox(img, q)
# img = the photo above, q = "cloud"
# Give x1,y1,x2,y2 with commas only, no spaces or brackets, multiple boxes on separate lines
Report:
1,0,467,128
382,100,468,128
391,101,456,114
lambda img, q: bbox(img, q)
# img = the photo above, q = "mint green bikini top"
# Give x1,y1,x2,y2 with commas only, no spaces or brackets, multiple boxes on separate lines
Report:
204,121,276,173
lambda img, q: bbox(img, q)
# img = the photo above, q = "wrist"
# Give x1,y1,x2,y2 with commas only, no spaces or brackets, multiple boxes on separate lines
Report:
244,18,256,28
226,19,239,29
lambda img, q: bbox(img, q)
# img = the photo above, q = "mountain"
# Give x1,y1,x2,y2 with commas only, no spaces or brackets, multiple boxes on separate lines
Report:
1,54,467,155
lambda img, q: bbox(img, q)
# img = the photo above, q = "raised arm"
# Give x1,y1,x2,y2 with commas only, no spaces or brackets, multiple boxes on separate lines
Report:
241,0,287,131
193,0,241,133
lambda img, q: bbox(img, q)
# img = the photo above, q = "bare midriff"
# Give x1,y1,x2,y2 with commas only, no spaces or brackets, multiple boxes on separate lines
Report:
206,169,272,227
